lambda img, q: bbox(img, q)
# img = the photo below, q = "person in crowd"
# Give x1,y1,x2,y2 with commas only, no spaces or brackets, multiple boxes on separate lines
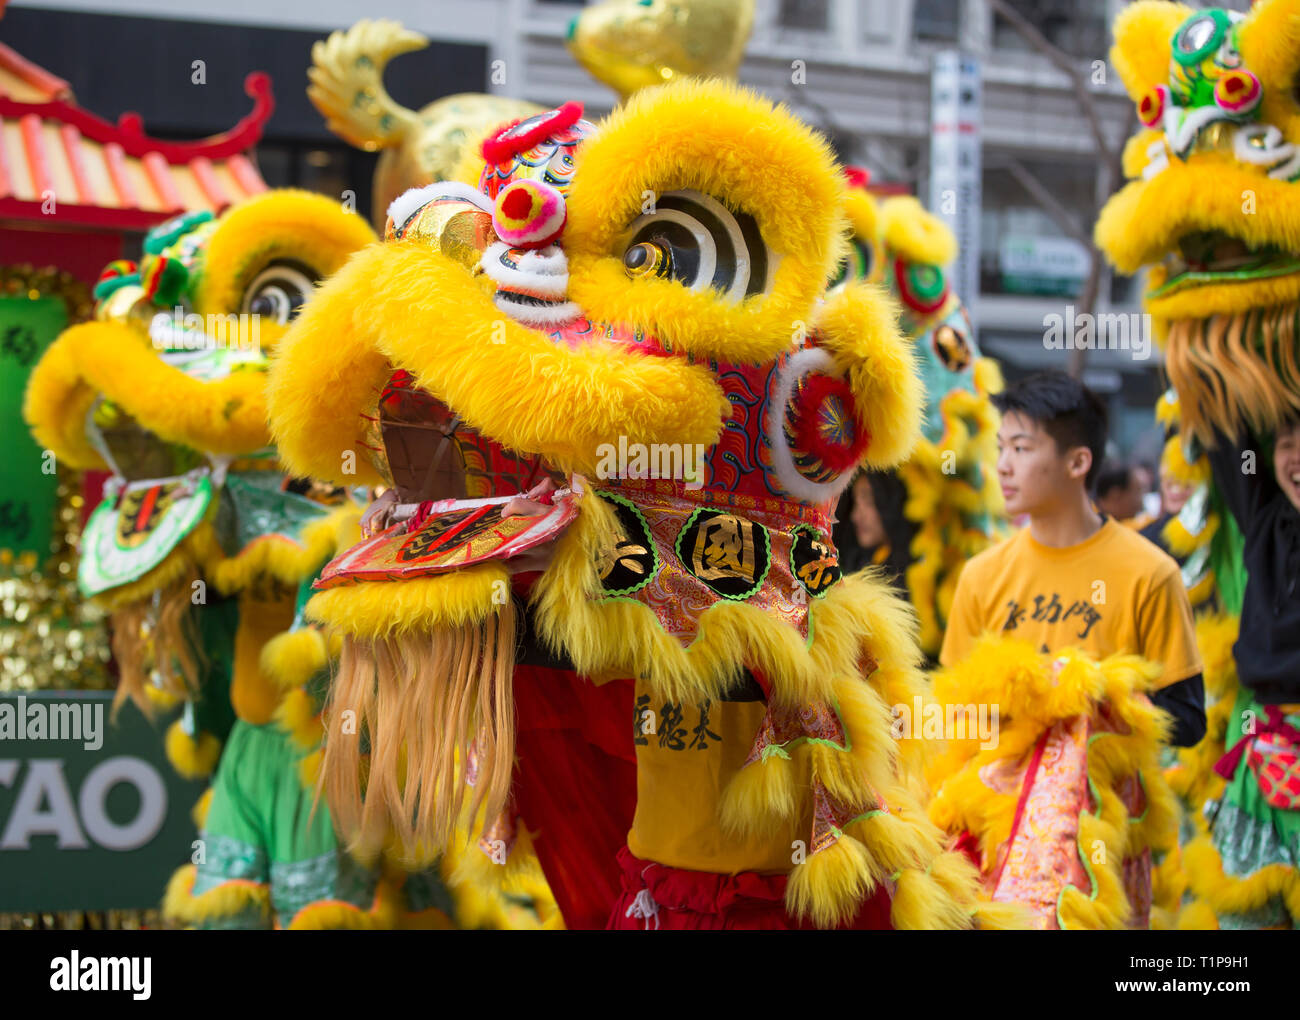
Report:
1095,459,1147,525
832,469,915,588
940,370,1206,747
1139,460,1193,553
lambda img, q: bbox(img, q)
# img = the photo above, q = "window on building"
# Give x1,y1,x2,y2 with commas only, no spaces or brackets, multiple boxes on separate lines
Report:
914,0,960,43
779,0,831,31
992,0,1107,60
981,157,1096,299
254,142,379,224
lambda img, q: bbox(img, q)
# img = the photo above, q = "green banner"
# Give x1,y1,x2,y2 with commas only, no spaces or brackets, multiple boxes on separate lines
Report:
0,692,204,913
0,294,68,556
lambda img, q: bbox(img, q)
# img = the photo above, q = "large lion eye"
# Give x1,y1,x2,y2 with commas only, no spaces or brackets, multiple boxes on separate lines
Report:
1173,10,1231,67
241,260,318,324
624,241,668,278
620,190,771,301
827,237,875,292
1175,14,1219,61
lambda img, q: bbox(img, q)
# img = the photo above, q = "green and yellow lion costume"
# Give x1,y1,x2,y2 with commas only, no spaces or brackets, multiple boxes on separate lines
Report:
835,175,1004,658
1097,0,1300,929
22,191,493,929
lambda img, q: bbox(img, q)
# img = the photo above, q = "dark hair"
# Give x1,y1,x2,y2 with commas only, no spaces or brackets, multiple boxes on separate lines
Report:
833,469,917,581
992,370,1108,489
1094,460,1134,500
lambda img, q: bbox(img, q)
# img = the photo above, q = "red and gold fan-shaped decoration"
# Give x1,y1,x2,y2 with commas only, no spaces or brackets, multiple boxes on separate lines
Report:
783,371,870,485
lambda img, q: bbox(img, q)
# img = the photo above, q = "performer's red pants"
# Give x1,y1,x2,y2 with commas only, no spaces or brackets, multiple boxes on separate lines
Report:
608,846,895,930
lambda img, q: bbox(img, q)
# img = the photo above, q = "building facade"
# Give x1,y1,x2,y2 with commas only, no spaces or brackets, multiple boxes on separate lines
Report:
13,0,1250,454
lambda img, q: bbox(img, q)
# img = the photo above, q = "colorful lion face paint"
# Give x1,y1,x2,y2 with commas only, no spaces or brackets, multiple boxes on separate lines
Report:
1097,1,1300,442
268,79,1004,930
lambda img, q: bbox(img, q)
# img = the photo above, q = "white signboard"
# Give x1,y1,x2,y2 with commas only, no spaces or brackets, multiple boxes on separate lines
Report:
930,51,982,332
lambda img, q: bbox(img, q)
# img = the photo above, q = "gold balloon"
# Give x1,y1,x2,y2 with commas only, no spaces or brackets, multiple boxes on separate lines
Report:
566,0,755,100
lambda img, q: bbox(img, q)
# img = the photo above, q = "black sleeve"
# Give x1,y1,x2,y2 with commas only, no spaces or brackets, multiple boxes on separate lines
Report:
1204,425,1279,535
1150,672,1206,748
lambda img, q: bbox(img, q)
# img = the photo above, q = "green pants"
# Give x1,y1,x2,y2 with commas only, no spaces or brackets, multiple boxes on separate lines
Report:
191,720,377,928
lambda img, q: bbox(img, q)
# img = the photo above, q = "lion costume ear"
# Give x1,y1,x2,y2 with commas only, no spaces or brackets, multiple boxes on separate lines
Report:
1239,0,1300,143
879,196,957,268
1110,0,1191,102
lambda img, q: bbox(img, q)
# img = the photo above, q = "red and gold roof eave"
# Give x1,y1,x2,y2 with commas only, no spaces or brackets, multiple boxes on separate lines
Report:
0,41,272,231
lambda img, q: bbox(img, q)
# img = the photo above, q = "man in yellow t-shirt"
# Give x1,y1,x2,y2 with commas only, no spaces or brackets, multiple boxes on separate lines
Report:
940,371,1205,746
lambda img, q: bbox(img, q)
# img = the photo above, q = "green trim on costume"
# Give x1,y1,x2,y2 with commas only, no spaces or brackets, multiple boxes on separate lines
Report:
788,523,839,600
672,505,773,602
193,832,268,891
1146,259,1300,300
831,808,886,839
1058,732,1109,930
272,850,377,923
1128,770,1151,825
593,490,660,598
214,470,329,559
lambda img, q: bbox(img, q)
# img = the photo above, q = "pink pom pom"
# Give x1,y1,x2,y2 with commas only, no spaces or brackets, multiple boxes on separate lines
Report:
492,179,567,249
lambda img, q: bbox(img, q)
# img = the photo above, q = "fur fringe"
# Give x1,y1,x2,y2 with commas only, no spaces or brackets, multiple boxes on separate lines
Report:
306,564,510,639
162,865,270,926
1183,835,1300,925
1164,305,1300,444
260,627,330,693
320,600,517,859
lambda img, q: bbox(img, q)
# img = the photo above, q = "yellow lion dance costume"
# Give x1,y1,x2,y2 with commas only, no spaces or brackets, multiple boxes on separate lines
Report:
1096,0,1300,929
926,638,1178,929
22,192,505,929
268,80,1015,930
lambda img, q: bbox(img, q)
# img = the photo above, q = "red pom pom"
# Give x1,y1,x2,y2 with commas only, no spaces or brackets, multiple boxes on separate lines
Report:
788,372,869,474
500,186,534,220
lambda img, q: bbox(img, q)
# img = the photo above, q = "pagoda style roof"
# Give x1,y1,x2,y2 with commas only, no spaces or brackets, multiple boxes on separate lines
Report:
0,41,272,230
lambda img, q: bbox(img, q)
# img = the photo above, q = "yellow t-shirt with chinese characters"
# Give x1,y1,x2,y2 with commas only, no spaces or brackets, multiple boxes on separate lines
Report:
939,518,1202,689
626,681,810,875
